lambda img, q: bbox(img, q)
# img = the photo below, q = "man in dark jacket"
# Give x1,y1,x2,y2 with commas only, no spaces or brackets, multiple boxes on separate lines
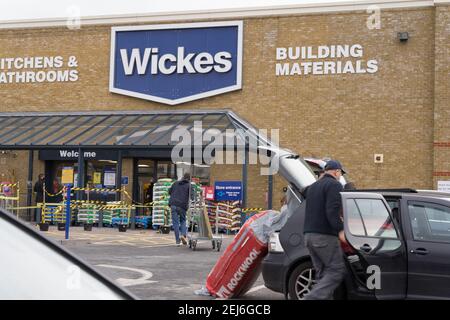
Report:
168,173,191,246
303,160,347,300
33,174,45,223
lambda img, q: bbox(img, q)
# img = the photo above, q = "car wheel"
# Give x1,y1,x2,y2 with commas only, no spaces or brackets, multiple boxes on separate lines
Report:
288,261,347,300
288,261,316,300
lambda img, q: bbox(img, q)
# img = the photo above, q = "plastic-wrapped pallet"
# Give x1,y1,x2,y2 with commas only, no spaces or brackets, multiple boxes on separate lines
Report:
187,182,203,228
230,207,241,232
230,200,242,232
77,204,99,224
135,216,151,229
217,203,233,230
102,210,112,226
206,200,242,233
102,201,124,227
111,209,129,227
206,200,217,230
152,178,173,227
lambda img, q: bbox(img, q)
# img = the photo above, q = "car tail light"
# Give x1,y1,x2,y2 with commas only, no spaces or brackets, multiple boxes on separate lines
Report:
269,232,284,253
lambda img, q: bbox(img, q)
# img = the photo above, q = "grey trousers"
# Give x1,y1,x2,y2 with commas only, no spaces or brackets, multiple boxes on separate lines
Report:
303,233,347,300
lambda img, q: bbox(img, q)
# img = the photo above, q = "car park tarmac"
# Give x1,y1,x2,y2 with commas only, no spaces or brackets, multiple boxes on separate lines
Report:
39,226,284,300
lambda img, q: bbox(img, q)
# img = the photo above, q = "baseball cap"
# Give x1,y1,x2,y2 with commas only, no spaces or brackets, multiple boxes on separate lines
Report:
324,160,346,174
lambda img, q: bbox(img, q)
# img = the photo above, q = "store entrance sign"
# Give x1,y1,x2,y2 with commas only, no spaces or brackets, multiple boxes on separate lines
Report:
110,21,243,105
214,181,242,201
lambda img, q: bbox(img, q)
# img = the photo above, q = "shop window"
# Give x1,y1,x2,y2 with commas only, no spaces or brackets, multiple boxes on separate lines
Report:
175,162,210,185
157,161,176,180
84,160,117,202
49,162,76,202
136,160,155,213
86,160,117,188
138,160,154,175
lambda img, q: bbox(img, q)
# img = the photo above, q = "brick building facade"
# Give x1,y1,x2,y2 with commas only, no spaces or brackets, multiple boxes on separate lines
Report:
0,0,449,214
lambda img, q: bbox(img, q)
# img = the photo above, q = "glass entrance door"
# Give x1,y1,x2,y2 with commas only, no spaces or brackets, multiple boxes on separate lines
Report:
136,160,155,215
134,160,178,215
47,161,78,203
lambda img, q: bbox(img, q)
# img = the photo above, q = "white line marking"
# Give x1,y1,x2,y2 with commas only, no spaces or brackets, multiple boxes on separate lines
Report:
96,264,158,287
247,285,266,294
138,244,180,248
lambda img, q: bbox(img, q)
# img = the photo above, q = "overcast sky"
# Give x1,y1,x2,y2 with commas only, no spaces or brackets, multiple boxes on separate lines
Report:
1,0,349,21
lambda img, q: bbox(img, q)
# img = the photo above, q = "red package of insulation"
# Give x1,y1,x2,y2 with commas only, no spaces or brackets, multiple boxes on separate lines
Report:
206,211,269,299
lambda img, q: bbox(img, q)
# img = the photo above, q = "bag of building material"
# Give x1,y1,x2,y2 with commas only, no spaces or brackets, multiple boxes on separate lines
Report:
202,204,293,299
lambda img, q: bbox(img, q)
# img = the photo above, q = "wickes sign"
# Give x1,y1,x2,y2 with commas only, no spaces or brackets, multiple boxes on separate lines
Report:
109,21,243,105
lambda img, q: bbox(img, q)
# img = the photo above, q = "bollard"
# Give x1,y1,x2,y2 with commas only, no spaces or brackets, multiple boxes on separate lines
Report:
65,186,71,240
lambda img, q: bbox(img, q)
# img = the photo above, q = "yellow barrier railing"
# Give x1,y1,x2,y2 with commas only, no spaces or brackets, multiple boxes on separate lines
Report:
0,182,20,218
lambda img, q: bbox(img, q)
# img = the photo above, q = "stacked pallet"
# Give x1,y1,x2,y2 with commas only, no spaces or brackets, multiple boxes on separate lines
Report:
42,203,76,224
77,204,99,224
102,202,129,227
230,200,242,232
187,182,203,227
135,215,151,229
206,200,241,233
152,178,173,227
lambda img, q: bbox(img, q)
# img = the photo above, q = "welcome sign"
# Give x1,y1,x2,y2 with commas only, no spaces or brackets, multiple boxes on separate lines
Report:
109,21,243,105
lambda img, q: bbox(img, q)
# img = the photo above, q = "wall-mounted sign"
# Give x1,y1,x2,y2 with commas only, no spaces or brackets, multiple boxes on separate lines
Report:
202,186,215,201
93,172,102,185
110,21,243,105
104,171,116,187
214,181,242,201
275,44,378,76
437,181,450,192
0,56,79,84
39,149,118,160
61,167,74,185
121,176,129,186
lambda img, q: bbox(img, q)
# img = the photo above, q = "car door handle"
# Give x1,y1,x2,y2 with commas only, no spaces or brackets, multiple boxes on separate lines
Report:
360,244,372,252
410,248,429,255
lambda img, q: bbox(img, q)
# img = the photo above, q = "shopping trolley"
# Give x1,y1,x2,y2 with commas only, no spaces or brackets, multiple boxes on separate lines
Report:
187,201,222,252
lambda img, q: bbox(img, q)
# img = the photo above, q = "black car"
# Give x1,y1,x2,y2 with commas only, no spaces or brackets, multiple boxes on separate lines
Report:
262,188,450,300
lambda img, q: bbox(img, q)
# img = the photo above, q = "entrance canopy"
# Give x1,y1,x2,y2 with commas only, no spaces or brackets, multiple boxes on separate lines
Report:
0,110,270,150
0,109,278,215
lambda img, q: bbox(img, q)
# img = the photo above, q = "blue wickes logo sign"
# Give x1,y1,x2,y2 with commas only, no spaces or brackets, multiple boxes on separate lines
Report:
109,21,243,105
